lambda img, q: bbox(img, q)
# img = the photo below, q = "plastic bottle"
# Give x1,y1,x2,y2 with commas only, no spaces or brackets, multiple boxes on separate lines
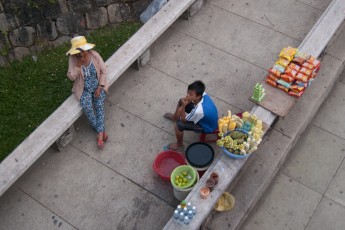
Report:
184,216,190,225
183,207,188,215
179,212,185,221
188,210,193,219
192,206,196,215
173,210,179,219
187,202,192,210
177,205,182,212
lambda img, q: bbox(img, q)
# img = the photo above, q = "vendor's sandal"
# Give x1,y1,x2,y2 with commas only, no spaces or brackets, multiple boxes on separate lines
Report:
163,143,184,153
163,113,175,122
103,132,108,142
97,138,104,149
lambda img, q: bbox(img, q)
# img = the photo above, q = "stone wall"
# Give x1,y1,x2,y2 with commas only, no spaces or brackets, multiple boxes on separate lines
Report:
0,0,152,66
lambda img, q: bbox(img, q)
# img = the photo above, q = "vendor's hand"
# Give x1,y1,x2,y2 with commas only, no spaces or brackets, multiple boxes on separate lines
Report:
181,96,191,106
94,87,102,98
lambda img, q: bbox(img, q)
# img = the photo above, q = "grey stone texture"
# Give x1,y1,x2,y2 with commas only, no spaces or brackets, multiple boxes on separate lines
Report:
0,2,3,13
10,47,30,60
132,0,151,18
0,32,10,52
56,12,86,36
0,13,19,32
67,0,93,12
95,0,120,7
119,3,133,20
86,7,109,29
58,0,69,13
108,4,123,23
9,27,36,47
36,21,58,41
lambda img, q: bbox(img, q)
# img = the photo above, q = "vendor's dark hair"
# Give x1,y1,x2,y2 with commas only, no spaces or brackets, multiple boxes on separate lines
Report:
188,80,205,96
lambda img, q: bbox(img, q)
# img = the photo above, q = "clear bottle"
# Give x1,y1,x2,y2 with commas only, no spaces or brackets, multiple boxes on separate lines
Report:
179,212,185,221
183,207,188,215
184,216,190,225
188,210,193,219
192,206,196,215
187,202,192,210
173,210,179,219
177,205,182,212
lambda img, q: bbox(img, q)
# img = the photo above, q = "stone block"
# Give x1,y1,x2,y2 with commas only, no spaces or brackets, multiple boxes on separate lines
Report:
0,2,3,13
42,1,61,20
9,26,36,47
0,13,19,32
107,3,123,23
36,21,58,41
56,12,86,36
15,5,45,26
86,7,108,29
54,125,76,152
52,36,72,47
119,3,133,21
10,46,30,61
68,0,92,12
58,0,69,13
0,32,9,52
95,0,119,7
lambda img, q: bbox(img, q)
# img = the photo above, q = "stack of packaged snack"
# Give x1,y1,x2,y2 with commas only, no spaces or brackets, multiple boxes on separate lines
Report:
265,46,321,97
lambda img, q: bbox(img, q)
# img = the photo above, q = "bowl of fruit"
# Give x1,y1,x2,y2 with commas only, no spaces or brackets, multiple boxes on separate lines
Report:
217,129,259,159
171,165,197,189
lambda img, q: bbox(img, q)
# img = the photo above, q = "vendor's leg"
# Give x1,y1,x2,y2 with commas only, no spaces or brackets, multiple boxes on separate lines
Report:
80,91,97,130
173,124,184,148
93,90,106,136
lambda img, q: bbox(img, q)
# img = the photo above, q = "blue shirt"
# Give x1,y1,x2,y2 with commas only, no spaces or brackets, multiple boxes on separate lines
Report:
186,93,218,133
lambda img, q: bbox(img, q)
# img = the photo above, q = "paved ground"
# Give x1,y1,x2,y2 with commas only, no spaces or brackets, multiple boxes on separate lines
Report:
0,0,342,229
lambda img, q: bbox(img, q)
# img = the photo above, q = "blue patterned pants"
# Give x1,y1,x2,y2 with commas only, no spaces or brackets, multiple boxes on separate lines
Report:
80,90,106,133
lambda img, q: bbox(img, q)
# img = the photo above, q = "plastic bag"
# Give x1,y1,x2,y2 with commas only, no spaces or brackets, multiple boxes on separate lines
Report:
292,56,305,66
295,73,308,82
273,64,286,73
277,84,289,92
295,51,309,60
288,90,304,97
140,0,167,23
299,67,312,76
279,47,297,61
288,63,301,71
295,80,308,87
290,84,305,92
269,68,281,78
267,73,279,82
281,74,295,83
285,68,298,78
266,78,277,87
277,58,290,68
302,62,314,70
277,79,291,88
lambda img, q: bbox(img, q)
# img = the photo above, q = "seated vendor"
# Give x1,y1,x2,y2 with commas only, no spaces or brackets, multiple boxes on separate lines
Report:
164,80,218,151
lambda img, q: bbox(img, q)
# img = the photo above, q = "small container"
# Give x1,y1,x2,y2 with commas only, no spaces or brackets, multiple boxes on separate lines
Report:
179,212,185,221
180,200,187,208
187,202,192,210
173,210,179,219
183,207,188,215
188,210,193,219
200,186,210,199
192,206,196,215
210,172,219,185
184,216,190,225
206,178,215,192
177,205,182,212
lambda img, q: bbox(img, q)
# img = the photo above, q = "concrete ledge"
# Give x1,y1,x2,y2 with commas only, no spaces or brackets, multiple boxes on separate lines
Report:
0,0,201,197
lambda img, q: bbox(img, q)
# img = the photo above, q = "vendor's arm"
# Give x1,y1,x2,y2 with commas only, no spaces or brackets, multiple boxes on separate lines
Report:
67,55,82,81
178,97,191,123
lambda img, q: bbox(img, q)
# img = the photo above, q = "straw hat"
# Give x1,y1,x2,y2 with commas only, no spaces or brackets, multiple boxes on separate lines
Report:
66,36,95,56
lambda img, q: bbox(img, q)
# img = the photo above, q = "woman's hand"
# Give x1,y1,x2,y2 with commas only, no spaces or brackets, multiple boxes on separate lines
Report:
94,87,102,98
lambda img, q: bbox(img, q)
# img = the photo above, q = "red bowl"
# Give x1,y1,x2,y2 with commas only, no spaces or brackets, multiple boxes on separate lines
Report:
153,150,185,180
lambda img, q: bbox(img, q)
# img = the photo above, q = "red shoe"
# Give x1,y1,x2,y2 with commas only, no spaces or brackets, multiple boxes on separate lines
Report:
103,132,108,142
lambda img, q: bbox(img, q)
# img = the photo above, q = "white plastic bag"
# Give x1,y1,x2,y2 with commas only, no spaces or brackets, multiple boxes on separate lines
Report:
140,0,167,23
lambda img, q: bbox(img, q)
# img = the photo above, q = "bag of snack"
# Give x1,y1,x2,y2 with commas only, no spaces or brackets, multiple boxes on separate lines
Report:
269,68,281,78
277,58,290,67
279,47,297,61
281,74,295,83
273,63,286,73
292,56,305,66
277,84,289,93
290,84,305,92
277,79,291,88
288,90,304,97
295,80,308,87
266,78,277,87
285,68,298,78
267,73,279,82
295,73,308,82
302,62,314,70
288,63,301,71
299,67,312,76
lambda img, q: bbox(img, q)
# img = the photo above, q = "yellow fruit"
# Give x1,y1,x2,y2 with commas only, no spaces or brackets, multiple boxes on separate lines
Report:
182,171,188,176
183,178,188,182
176,175,180,179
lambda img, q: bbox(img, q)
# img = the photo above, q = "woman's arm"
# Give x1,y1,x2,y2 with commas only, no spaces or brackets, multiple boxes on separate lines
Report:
67,55,82,81
94,51,107,86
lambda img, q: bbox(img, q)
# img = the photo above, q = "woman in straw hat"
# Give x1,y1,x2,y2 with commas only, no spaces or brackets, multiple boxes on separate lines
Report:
66,36,109,149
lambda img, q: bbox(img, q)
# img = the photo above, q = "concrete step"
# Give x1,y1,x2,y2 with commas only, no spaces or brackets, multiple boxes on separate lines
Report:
203,21,345,230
